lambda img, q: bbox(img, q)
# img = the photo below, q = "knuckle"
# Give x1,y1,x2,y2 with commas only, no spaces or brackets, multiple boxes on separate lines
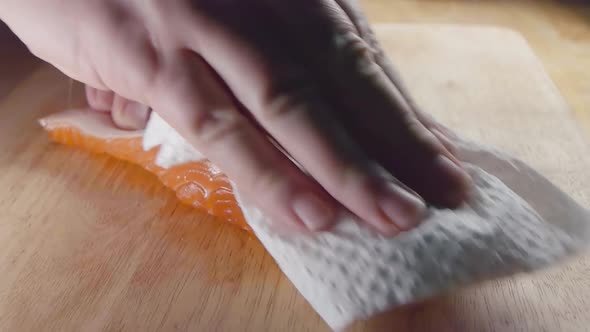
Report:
262,91,308,120
328,159,377,197
87,4,160,95
151,67,242,147
190,108,245,146
310,138,377,193
332,31,380,75
260,72,315,120
404,117,442,155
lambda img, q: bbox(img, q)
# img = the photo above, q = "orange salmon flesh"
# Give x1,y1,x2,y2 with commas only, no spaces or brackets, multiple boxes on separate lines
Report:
41,109,250,232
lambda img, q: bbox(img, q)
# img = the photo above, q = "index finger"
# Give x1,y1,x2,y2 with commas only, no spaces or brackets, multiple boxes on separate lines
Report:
265,0,472,207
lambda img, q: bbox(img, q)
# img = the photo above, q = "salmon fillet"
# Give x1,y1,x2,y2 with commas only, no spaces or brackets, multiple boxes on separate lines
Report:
40,109,249,231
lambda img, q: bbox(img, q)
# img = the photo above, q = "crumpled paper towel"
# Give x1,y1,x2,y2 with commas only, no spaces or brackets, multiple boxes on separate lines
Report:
144,113,590,331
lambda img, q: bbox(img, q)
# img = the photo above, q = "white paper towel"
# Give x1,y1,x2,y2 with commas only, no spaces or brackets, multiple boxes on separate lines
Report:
143,113,590,331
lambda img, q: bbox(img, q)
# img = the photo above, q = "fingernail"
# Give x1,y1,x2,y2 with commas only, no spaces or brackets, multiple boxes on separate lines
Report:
293,193,335,231
435,155,472,206
379,184,426,231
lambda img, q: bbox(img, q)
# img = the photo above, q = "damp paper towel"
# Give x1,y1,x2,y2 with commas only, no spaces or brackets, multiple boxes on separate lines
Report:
143,113,590,331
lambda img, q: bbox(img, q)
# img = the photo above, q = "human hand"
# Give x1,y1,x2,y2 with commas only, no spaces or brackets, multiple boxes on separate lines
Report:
84,86,151,130
2,0,471,235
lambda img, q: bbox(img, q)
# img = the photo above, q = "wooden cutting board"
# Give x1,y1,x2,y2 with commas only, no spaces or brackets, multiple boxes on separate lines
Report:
1,24,589,332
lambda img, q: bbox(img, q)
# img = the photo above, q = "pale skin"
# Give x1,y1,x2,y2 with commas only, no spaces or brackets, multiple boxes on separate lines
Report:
1,0,472,235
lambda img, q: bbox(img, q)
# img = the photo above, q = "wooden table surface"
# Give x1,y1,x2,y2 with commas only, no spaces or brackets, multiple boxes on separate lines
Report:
1,1,589,332
362,0,590,134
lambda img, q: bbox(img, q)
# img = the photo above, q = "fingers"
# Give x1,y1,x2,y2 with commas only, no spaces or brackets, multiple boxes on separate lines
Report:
85,85,114,112
268,0,471,208
337,1,468,195
182,3,426,233
336,0,461,157
85,85,150,130
249,88,427,234
110,94,151,130
149,51,339,233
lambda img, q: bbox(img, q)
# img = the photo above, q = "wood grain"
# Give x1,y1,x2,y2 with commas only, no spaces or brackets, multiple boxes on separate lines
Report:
0,22,589,332
362,0,590,138
349,25,590,332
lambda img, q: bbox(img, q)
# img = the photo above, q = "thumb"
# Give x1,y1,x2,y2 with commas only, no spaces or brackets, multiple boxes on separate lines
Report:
86,85,150,130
